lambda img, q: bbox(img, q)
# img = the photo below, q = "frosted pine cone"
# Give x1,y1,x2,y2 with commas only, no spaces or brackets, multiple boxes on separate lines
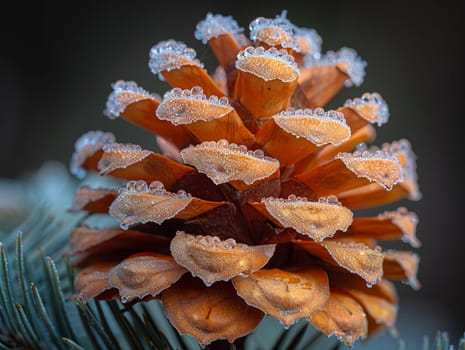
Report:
69,11,421,347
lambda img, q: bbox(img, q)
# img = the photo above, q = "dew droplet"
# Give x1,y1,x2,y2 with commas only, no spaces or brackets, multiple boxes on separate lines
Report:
126,180,137,193
120,223,130,231
209,95,219,103
318,195,340,205
223,238,237,250
176,189,188,198
218,96,229,105
149,181,165,191
238,145,247,153
191,85,204,95
135,180,148,192
253,149,265,158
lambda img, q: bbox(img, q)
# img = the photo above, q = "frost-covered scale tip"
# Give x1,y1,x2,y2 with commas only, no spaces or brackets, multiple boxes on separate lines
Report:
293,27,322,55
323,240,384,286
384,250,420,289
344,92,389,126
180,139,279,185
304,47,366,87
170,232,275,286
274,10,322,54
232,267,330,327
336,147,404,190
149,40,203,75
108,253,187,303
195,12,244,44
156,86,232,125
379,207,420,247
262,195,353,241
382,139,421,200
383,140,417,178
249,16,297,50
109,180,192,229
236,46,299,82
98,143,152,174
70,130,115,179
104,80,160,120
273,107,351,146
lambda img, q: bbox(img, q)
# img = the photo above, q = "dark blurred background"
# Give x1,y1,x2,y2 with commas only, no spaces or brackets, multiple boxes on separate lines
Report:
1,0,464,347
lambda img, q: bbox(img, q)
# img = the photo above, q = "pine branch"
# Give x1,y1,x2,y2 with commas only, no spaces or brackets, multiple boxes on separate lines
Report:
1,163,464,350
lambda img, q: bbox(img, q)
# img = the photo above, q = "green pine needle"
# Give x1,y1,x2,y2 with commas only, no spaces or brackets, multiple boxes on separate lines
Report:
1,164,464,350
31,283,66,350
62,337,86,350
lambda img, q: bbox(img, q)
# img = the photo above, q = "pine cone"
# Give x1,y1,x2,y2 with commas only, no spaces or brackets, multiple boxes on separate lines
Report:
68,11,421,347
